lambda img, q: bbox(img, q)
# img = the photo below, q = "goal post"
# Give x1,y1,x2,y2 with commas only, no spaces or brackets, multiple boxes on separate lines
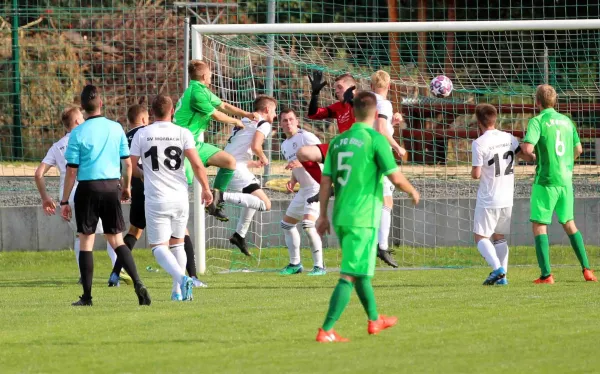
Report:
190,20,600,274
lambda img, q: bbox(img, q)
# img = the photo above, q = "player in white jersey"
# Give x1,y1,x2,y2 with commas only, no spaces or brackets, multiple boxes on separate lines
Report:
221,95,275,256
371,70,406,268
34,106,128,284
279,109,325,276
130,95,213,301
471,104,532,285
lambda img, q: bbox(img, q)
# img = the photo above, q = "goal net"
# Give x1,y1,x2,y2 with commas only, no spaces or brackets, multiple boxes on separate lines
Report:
190,20,600,274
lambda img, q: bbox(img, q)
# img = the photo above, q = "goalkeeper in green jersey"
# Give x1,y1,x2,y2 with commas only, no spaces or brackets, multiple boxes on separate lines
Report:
521,84,597,284
174,59,258,221
314,91,420,343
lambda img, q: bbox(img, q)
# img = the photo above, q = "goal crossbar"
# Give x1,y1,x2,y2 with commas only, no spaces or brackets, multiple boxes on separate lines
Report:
192,19,600,35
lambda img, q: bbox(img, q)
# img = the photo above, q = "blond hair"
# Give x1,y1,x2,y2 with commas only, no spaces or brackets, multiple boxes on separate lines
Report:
536,84,557,109
188,59,211,81
61,106,81,128
371,70,391,89
334,73,355,86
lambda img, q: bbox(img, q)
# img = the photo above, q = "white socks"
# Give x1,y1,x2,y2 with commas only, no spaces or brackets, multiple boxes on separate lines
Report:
223,192,266,211
152,245,186,283
74,236,81,269
378,206,392,250
302,220,323,268
281,220,301,265
237,207,257,238
170,243,187,294
477,238,501,270
493,239,509,272
107,243,117,267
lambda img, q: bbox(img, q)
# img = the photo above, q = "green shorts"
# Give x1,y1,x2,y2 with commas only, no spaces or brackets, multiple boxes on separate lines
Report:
530,183,574,225
335,225,378,278
184,142,221,184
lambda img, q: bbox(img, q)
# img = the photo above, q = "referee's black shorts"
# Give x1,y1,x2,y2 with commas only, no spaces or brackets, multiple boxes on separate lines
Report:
74,179,125,235
129,176,146,229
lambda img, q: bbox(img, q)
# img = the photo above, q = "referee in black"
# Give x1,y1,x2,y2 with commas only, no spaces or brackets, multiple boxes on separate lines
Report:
61,85,151,306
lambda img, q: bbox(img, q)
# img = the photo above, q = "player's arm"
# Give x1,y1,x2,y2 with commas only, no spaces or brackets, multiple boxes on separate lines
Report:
251,124,270,166
218,101,255,120
307,70,330,119
34,162,56,215
182,129,213,204
129,156,143,179
375,105,405,157
573,125,583,160
471,140,482,179
62,134,80,208
211,110,244,128
189,87,245,128
375,134,419,204
129,132,143,180
119,130,132,200
520,118,540,161
316,147,334,235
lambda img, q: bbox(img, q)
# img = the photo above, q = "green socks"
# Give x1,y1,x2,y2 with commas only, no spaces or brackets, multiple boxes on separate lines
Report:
535,234,551,277
322,278,353,331
213,168,234,191
568,231,590,270
355,277,379,321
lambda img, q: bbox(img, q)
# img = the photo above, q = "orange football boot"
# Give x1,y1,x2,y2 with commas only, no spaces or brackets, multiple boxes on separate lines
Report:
367,315,398,335
583,268,597,282
533,275,555,284
316,328,349,343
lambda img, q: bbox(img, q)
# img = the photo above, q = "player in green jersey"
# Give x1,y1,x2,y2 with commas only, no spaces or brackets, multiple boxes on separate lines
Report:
314,91,420,343
174,60,258,221
522,84,597,284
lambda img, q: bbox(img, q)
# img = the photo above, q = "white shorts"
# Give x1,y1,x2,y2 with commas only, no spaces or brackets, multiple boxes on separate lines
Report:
145,200,189,245
473,206,512,237
227,164,260,192
285,187,320,220
67,199,104,234
383,177,395,197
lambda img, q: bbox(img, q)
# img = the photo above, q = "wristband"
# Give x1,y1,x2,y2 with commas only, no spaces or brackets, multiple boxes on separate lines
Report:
60,201,69,206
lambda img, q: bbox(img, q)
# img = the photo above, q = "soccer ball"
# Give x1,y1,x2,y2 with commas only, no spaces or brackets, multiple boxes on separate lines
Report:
429,75,453,98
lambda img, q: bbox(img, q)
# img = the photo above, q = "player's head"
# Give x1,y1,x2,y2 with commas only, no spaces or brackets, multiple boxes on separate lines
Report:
253,95,278,123
189,60,212,85
352,91,378,123
475,103,497,130
334,73,356,102
151,95,174,121
535,84,557,109
80,85,102,115
127,104,149,127
371,70,391,92
279,108,299,137
61,106,84,131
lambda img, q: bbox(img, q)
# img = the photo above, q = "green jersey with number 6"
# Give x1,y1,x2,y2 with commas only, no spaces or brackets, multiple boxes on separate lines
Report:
323,122,398,228
523,108,580,186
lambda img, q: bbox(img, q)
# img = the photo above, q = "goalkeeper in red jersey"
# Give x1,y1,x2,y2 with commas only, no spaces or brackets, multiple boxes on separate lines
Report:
294,71,356,204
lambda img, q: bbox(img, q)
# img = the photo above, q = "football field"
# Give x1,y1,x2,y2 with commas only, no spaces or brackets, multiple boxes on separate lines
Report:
1,249,599,374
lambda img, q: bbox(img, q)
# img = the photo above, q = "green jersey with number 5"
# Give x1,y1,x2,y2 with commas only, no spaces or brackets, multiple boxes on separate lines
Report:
322,122,398,228
523,108,580,186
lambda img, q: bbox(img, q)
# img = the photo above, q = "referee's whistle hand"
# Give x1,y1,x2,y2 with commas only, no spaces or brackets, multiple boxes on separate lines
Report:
121,188,131,202
60,205,72,222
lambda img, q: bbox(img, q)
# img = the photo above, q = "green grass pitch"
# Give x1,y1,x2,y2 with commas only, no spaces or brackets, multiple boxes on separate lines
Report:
1,248,599,373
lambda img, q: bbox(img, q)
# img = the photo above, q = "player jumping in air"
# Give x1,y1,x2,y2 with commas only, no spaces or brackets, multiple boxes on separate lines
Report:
371,70,407,268
34,106,131,285
222,95,275,256
130,95,213,301
296,71,356,204
471,104,533,285
279,109,325,276
521,84,597,284
174,59,258,222
315,91,420,342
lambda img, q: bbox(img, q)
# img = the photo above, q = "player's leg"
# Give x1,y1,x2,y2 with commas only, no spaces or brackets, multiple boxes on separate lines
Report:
530,184,557,284
491,207,512,285
170,201,195,300
377,180,397,268
229,183,271,256
223,167,269,211
556,185,597,281
473,207,505,285
302,190,325,275
280,202,302,275
100,181,150,305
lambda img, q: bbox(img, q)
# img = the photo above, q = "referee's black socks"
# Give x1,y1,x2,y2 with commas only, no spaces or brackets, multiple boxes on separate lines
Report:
184,235,197,278
111,234,136,276
78,251,94,300
114,245,141,284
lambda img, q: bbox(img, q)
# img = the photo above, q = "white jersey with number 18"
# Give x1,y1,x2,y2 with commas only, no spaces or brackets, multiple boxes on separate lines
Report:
130,121,196,204
472,129,520,209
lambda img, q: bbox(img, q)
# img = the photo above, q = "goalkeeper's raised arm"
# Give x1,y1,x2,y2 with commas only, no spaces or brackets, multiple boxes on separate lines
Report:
174,59,257,135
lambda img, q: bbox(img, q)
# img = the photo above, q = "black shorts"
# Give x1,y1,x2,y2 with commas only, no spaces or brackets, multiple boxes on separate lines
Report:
74,179,125,235
129,177,146,229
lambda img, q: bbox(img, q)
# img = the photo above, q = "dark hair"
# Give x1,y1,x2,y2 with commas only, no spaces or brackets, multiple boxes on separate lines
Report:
254,95,277,112
278,107,297,120
127,104,148,124
334,73,355,85
151,95,173,118
475,103,497,127
353,91,378,120
80,85,101,113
